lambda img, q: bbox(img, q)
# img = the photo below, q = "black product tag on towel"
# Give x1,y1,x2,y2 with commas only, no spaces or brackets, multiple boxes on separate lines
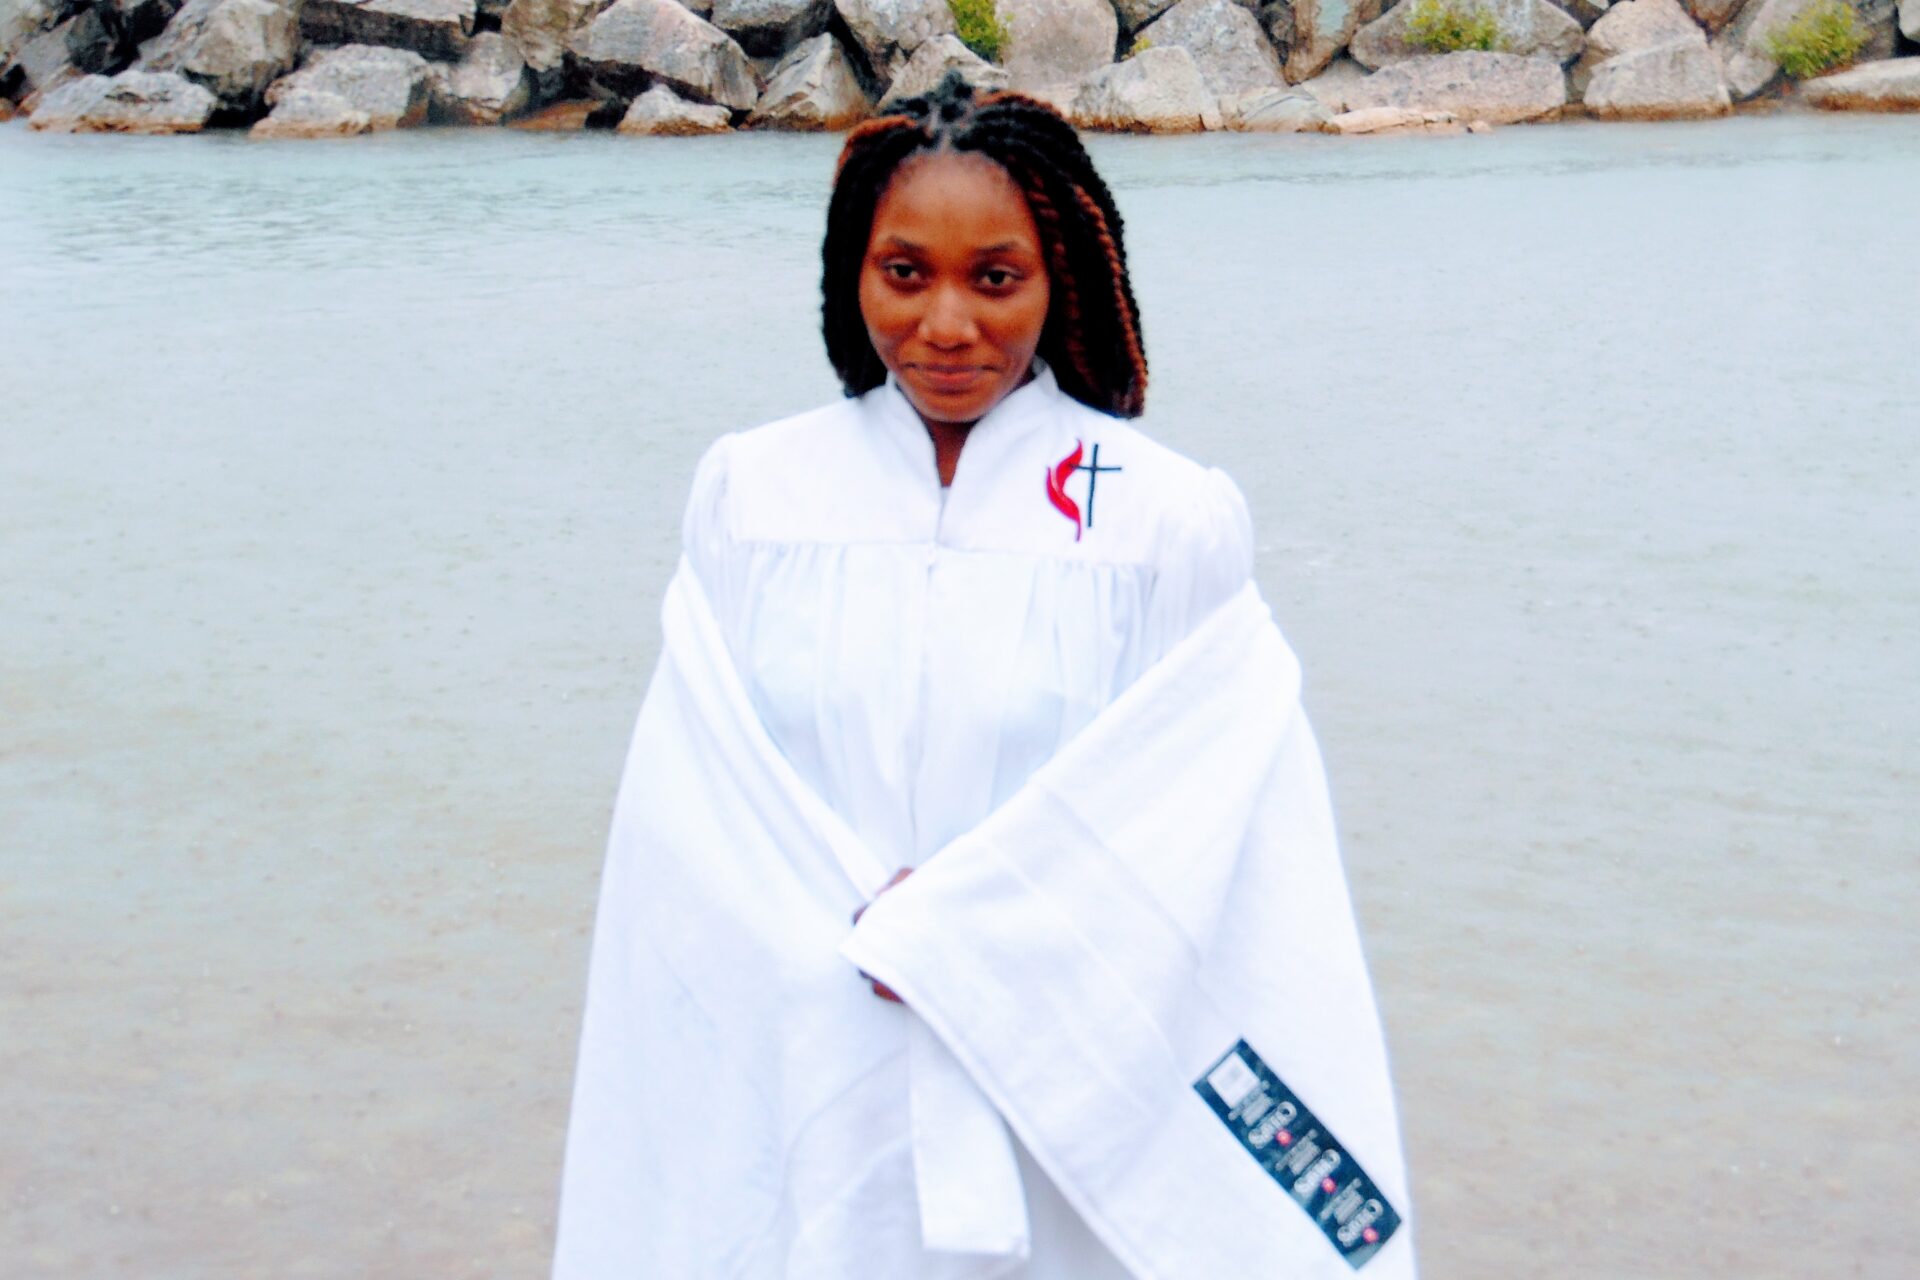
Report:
1193,1039,1402,1270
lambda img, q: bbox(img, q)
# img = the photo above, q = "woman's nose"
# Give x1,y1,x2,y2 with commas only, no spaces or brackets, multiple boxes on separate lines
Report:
918,283,978,348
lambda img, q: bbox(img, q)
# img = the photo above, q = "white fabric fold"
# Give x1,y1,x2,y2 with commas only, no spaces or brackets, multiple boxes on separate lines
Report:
552,559,1417,1279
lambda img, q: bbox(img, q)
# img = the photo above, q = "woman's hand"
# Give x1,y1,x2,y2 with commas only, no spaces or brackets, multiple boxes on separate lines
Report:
850,867,913,1003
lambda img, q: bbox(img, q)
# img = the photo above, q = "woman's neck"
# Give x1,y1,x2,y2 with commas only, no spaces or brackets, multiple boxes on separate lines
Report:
917,362,1039,487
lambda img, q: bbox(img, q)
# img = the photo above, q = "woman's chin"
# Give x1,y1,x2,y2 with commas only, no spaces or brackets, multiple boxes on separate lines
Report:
903,378,1003,426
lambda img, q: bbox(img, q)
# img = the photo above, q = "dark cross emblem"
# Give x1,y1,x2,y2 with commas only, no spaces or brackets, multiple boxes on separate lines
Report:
1045,439,1122,541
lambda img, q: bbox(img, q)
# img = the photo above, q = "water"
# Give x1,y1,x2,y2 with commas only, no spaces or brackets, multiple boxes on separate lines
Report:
2,115,1916,1278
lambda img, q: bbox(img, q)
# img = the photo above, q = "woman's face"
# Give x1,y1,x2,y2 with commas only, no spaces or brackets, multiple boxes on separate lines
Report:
858,149,1052,427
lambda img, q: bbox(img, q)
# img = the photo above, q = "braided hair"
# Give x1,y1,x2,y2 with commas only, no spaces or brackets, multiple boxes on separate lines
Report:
821,71,1149,420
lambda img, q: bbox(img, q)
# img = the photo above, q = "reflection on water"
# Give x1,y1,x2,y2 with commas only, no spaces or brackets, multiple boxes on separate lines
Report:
2,115,1917,1279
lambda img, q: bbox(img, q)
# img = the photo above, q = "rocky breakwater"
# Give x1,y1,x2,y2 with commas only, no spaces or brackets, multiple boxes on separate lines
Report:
3,0,1917,135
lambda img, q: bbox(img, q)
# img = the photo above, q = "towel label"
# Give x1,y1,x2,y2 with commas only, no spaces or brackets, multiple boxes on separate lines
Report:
1194,1040,1402,1269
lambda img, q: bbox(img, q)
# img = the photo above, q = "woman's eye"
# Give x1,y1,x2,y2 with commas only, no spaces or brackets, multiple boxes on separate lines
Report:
885,262,918,281
981,268,1015,289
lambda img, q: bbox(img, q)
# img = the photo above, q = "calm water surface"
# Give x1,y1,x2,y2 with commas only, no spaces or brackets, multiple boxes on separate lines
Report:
2,114,1917,1278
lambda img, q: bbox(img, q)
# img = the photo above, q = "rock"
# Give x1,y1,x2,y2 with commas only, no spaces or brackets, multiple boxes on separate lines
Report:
1000,0,1118,95
137,0,297,109
65,4,132,75
300,0,476,59
747,30,864,124
0,93,13,114
3,0,63,69
1342,48,1566,120
12,16,83,100
1583,33,1727,112
1555,0,1608,25
250,83,373,131
427,29,529,119
500,0,603,86
1801,55,1920,107
1901,0,1916,39
1708,0,1888,98
1285,0,1383,81
1135,0,1285,96
507,93,600,122
1218,82,1333,125
1115,0,1175,31
265,41,429,125
1679,0,1736,30
1350,0,1584,69
1070,43,1221,130
28,64,213,125
1326,102,1459,127
832,0,951,81
876,31,1008,107
1568,0,1698,94
567,0,757,108
1296,51,1369,107
616,76,729,124
1465,113,1490,126
709,0,826,56
1256,0,1294,53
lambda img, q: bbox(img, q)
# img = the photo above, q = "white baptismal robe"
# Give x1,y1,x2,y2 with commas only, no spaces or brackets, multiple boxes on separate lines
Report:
551,365,1416,1278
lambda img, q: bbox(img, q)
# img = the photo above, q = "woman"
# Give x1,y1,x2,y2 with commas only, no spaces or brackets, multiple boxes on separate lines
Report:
553,74,1413,1279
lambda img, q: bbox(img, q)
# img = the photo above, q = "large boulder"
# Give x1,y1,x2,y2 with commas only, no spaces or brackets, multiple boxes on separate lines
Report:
1218,82,1333,125
1285,0,1383,81
1709,0,1888,98
428,28,529,120
265,42,430,125
747,30,864,124
1568,0,1698,94
1135,0,1285,96
11,17,83,103
500,0,604,90
1801,55,1920,107
1296,51,1369,106
3,0,64,69
709,0,826,56
64,2,135,75
29,65,214,125
616,78,730,125
832,0,952,81
876,31,1008,107
250,84,373,131
1582,33,1727,112
1115,0,1175,32
1341,48,1566,120
567,0,757,108
1901,0,1916,38
1255,0,1293,53
136,0,297,110
1000,0,1117,94
1350,0,1584,69
1070,43,1221,130
300,0,476,59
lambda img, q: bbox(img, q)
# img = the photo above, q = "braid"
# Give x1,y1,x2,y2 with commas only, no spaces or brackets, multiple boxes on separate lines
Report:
820,70,1149,419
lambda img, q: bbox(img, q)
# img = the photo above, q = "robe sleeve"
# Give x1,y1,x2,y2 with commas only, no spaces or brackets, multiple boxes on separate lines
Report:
1142,464,1257,657
680,432,738,620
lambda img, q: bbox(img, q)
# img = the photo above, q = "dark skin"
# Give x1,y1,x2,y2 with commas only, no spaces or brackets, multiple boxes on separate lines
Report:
849,149,1053,1000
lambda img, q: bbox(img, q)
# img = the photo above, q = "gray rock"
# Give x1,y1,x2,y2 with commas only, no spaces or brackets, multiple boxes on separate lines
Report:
1341,47,1566,120
429,28,529,120
3,0,64,69
1218,82,1332,124
501,0,603,91
1136,0,1284,96
1256,0,1294,53
1285,0,1383,81
1115,0,1176,31
567,0,757,108
250,84,373,131
1801,54,1920,107
1679,0,1736,30
1583,32,1726,112
1296,51,1368,106
116,0,186,48
1568,0,1697,94
616,77,730,125
508,93,601,123
832,0,951,81
65,4,132,75
1708,0,1890,97
1000,0,1118,94
1326,101,1460,127
747,29,864,124
710,0,826,56
1555,0,1609,26
12,16,83,101
1070,43,1221,130
265,42,430,125
1350,0,1584,70
876,31,1008,107
1901,0,1916,39
137,0,297,109
29,65,214,126
301,0,476,59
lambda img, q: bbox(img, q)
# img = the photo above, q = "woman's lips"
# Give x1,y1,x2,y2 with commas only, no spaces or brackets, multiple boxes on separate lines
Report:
910,364,989,394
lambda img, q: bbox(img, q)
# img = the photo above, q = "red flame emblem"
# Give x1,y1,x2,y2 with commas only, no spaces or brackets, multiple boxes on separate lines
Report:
1046,441,1083,540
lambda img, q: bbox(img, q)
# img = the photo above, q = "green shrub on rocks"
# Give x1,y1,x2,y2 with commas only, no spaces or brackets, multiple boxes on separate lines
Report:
948,0,1011,63
1764,0,1869,79
1404,0,1504,52
1126,36,1154,59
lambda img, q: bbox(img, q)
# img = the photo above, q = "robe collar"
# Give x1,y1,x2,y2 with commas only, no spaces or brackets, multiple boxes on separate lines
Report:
871,358,1064,496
